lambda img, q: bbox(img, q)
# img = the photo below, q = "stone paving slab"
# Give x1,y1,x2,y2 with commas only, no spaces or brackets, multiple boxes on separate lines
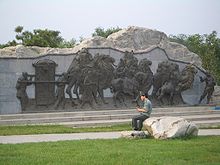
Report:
1,129,220,144
0,132,121,144
198,129,220,136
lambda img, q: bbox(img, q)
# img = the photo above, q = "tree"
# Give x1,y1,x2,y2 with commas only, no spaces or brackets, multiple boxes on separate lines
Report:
0,40,17,48
15,26,64,48
169,34,188,46
92,27,122,38
78,36,85,43
169,31,220,85
1,26,77,49
15,26,23,33
59,38,76,48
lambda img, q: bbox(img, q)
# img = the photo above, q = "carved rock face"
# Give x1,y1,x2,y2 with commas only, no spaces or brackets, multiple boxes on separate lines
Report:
0,26,202,67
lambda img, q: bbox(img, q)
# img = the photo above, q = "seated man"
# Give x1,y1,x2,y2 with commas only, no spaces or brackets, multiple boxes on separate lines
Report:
132,93,152,131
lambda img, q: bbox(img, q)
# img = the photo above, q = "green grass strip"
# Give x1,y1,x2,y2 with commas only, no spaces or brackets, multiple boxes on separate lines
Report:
0,124,220,136
0,136,220,165
0,123,131,135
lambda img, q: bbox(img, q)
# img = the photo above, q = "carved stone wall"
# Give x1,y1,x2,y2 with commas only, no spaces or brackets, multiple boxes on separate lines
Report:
0,47,208,114
0,55,75,114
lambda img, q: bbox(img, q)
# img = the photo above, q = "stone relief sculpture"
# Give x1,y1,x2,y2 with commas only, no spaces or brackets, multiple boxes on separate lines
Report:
65,49,116,108
114,50,138,79
152,61,179,98
111,52,153,107
136,58,153,94
177,63,198,92
155,61,180,105
65,48,92,105
155,62,198,105
157,72,180,105
54,72,68,109
90,53,115,104
15,48,215,111
80,69,99,108
152,62,167,97
16,72,33,110
111,77,139,107
33,60,57,106
199,72,216,104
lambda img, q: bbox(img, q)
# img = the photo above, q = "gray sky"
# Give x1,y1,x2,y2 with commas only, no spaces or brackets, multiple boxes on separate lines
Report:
1,0,220,44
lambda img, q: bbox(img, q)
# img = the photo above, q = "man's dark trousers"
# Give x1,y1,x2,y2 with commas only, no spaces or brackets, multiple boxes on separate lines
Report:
132,114,149,131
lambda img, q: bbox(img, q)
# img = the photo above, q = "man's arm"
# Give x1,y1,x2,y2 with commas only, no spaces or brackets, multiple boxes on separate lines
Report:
136,107,148,112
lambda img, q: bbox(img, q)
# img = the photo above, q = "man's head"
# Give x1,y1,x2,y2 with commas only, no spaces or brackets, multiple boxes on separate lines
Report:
140,92,148,101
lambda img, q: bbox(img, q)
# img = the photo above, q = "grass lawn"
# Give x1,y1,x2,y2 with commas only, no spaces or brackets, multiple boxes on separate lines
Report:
0,124,131,136
1,124,220,136
0,136,220,165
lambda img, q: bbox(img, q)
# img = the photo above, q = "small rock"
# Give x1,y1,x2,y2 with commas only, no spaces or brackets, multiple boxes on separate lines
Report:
121,130,149,139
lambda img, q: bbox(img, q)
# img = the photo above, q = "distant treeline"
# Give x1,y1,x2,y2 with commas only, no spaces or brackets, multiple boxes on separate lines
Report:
169,31,220,85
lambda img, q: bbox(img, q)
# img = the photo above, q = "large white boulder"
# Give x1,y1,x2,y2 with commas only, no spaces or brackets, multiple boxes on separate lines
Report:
0,45,77,58
107,26,167,51
143,116,198,139
0,26,202,66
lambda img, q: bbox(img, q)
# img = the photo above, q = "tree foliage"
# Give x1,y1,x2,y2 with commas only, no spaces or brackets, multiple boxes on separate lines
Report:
169,31,220,85
14,26,23,33
58,38,76,48
92,27,122,38
0,40,17,49
15,26,64,48
1,26,123,48
0,26,76,48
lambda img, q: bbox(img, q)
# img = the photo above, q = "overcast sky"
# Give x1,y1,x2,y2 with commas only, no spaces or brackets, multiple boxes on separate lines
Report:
1,0,220,44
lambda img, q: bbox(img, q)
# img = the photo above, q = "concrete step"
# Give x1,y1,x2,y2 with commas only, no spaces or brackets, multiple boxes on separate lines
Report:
0,110,218,121
152,110,220,117
0,106,213,120
1,110,218,122
60,119,132,127
1,111,220,126
59,119,220,128
0,109,134,120
1,106,219,126
0,114,135,125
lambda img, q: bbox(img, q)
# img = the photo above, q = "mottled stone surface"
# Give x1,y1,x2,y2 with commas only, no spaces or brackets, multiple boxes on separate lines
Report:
143,116,198,139
0,26,202,67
